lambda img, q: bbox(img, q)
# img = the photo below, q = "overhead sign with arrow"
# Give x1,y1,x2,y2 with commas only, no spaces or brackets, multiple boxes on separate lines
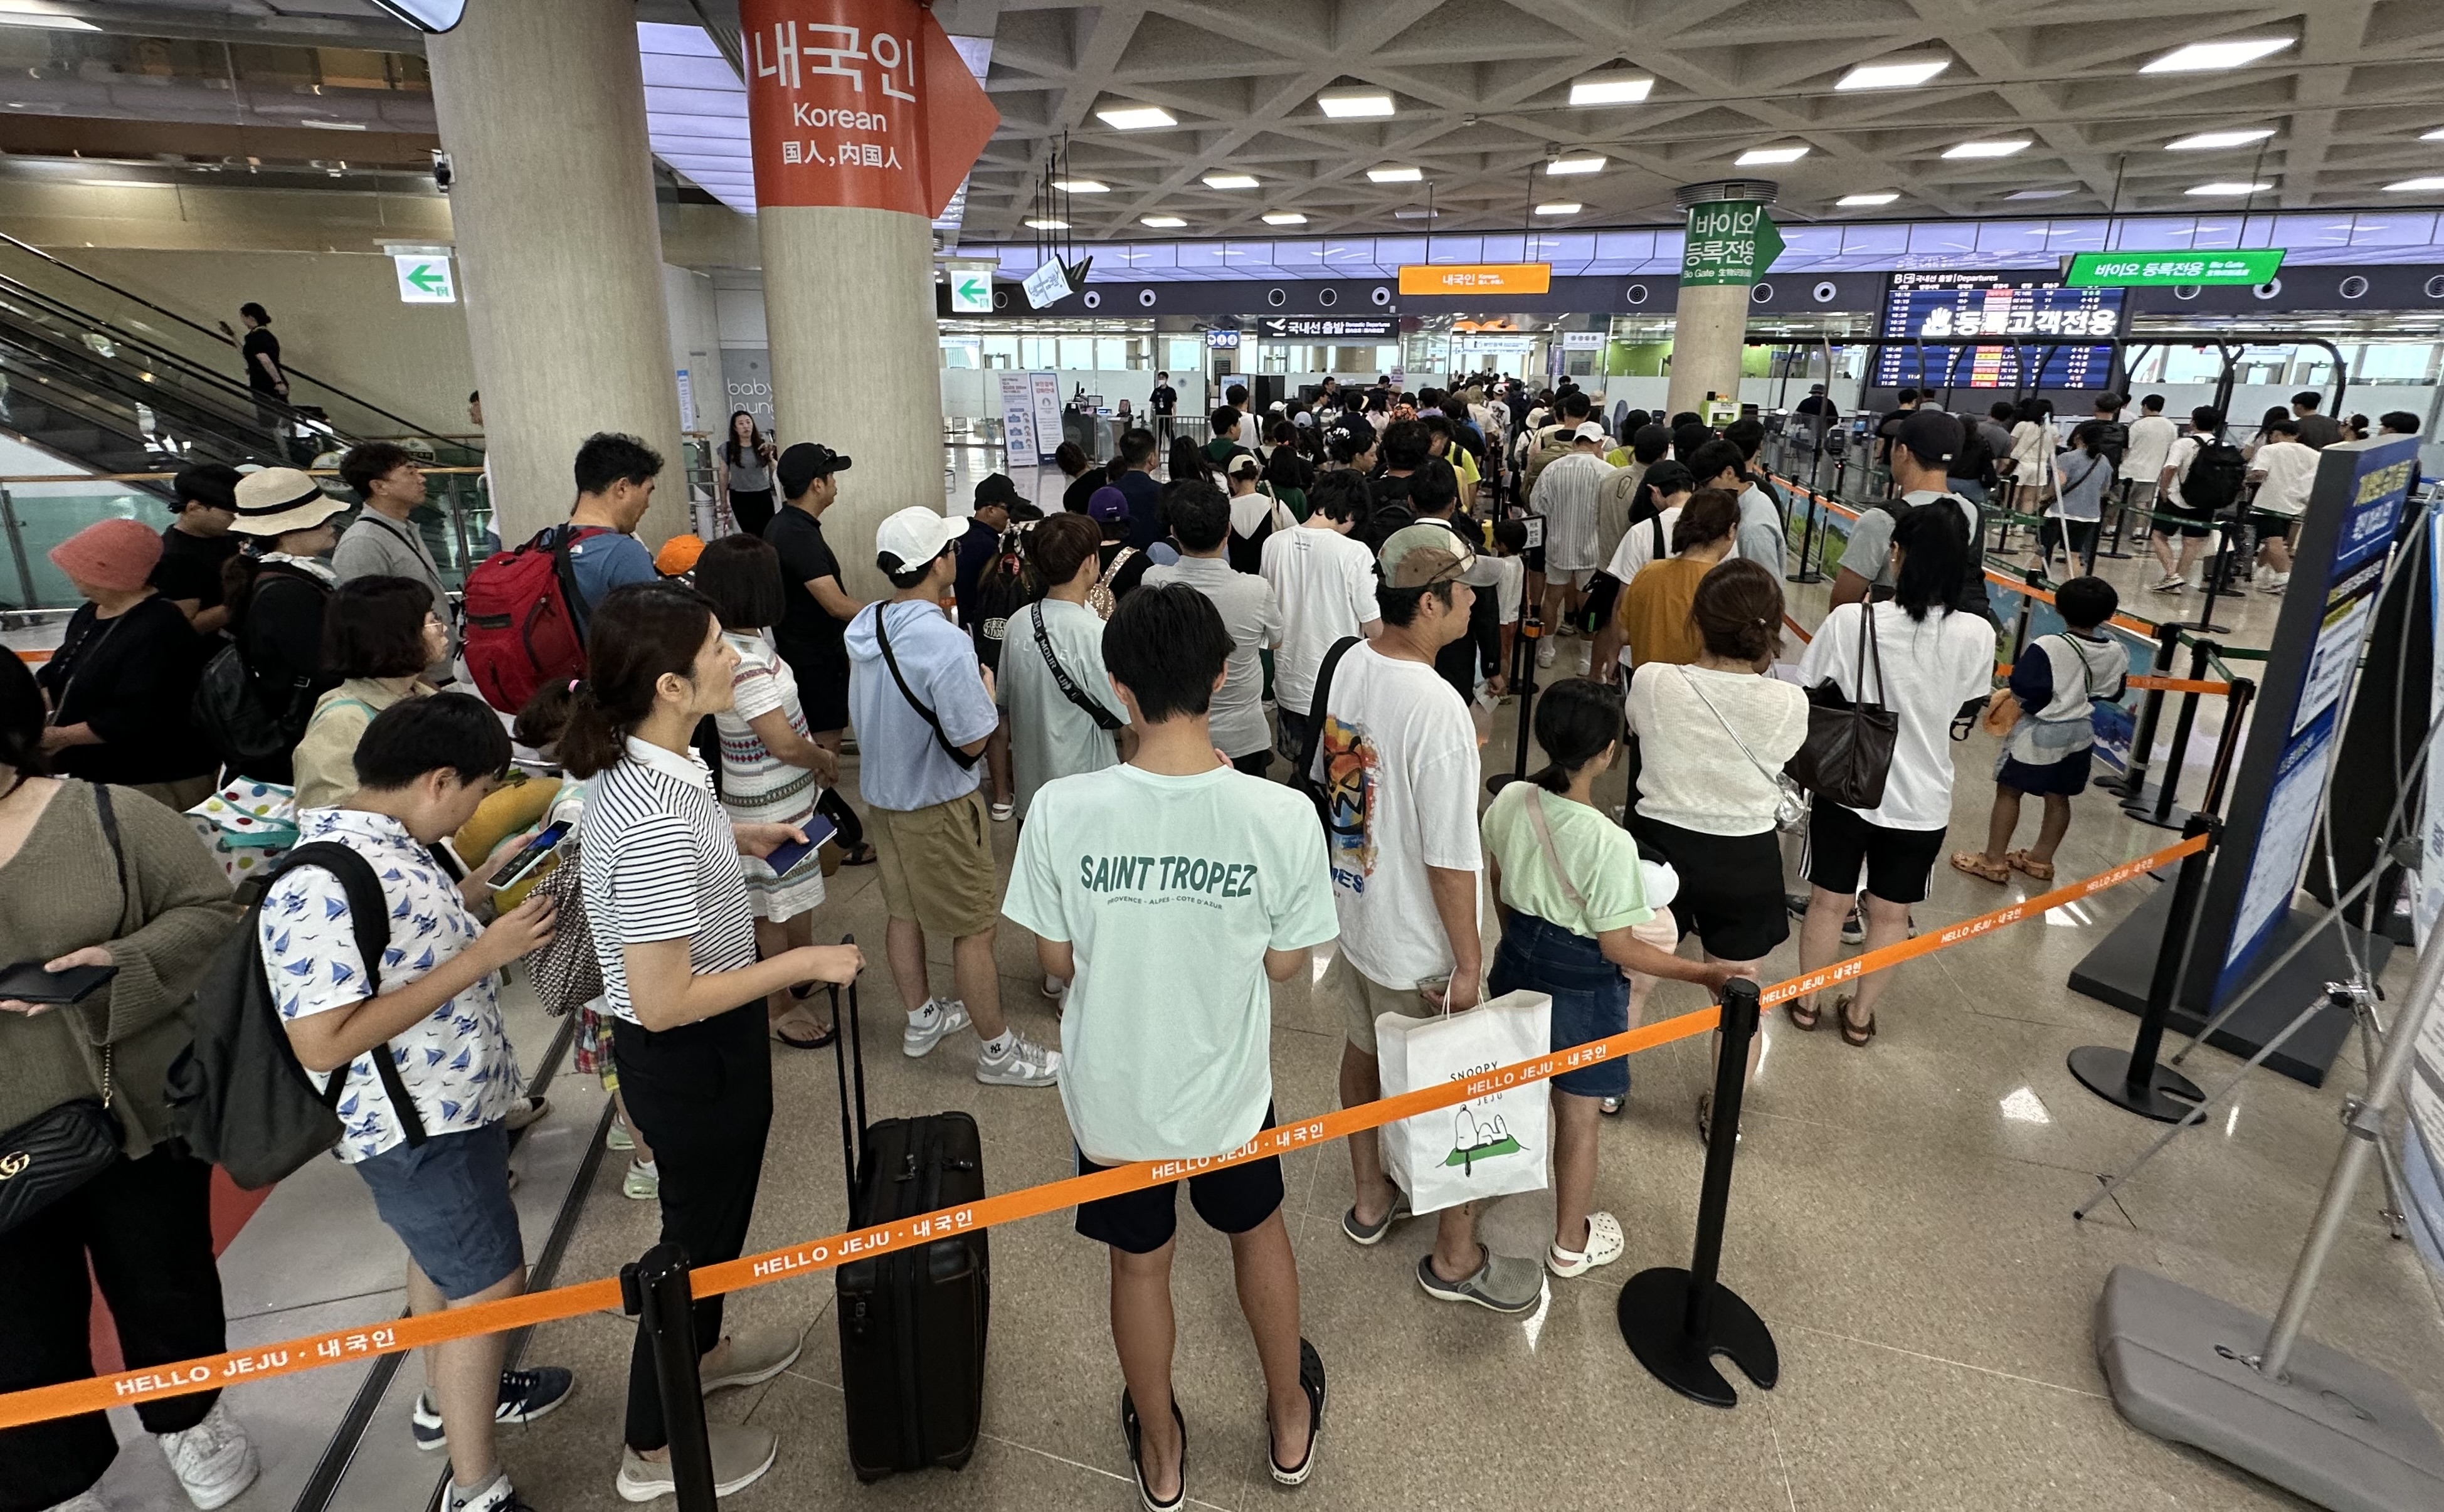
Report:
947,260,996,314
393,254,456,304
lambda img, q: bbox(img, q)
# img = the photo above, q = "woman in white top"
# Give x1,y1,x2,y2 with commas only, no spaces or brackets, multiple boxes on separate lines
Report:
2004,398,2055,519
694,535,839,1049
561,581,862,1499
2031,422,2114,578
1791,507,1997,1047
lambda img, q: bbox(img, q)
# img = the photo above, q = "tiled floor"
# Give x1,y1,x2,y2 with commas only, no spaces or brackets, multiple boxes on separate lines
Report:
68,455,2435,1512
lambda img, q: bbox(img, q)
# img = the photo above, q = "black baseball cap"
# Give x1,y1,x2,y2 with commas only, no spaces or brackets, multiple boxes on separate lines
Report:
1896,409,1964,467
778,441,851,497
973,472,1022,510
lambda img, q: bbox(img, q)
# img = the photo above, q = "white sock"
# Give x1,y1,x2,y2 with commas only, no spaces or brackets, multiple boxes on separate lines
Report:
980,1029,1015,1058
452,1471,507,1509
632,1158,657,1176
907,1000,939,1027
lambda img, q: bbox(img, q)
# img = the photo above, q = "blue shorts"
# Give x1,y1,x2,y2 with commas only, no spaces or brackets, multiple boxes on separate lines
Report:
1489,912,1631,1098
352,1121,524,1300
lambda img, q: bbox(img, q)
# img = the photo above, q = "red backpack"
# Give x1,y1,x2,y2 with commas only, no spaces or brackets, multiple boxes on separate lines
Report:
462,524,609,713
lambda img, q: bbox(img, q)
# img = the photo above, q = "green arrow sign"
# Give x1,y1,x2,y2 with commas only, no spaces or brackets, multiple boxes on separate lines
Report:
392,253,455,303
406,264,448,293
1680,200,1784,288
2061,248,2285,287
947,260,997,315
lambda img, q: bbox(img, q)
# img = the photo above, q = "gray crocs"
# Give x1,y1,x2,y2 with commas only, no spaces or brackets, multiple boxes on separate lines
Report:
1415,1248,1546,1314
1339,1192,1412,1247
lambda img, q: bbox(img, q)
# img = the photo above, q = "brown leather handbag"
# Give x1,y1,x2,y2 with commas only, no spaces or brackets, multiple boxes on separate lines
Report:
1785,603,1898,810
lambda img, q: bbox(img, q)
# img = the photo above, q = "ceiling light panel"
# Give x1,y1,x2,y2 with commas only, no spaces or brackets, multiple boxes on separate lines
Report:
1836,56,1949,90
1838,192,1898,206
1317,88,1394,119
1096,103,1175,130
2165,128,2275,151
1737,145,1810,165
1051,179,1108,193
2186,181,2271,196
1944,139,2031,158
1535,201,1582,214
1367,166,1422,183
1203,173,1258,189
1569,71,1653,105
2142,38,2292,73
1262,211,1308,225
1547,155,1605,175
1140,214,1185,228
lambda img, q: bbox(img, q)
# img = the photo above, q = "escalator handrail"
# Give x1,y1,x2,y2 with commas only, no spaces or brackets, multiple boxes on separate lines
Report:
0,285,314,433
0,231,466,447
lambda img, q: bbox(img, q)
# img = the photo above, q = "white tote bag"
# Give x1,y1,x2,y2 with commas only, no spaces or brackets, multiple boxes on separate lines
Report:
1375,989,1553,1215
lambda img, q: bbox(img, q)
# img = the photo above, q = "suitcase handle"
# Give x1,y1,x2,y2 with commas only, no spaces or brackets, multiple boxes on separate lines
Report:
829,933,869,1213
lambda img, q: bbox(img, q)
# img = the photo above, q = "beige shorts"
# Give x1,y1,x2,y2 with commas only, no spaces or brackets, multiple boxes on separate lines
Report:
869,789,998,939
1325,951,1442,1053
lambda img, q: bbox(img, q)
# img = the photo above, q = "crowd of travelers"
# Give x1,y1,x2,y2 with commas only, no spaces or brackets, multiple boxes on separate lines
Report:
9,366,2261,1512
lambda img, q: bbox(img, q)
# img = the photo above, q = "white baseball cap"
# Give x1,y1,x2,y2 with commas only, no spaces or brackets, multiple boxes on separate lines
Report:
1574,421,1607,443
874,506,965,576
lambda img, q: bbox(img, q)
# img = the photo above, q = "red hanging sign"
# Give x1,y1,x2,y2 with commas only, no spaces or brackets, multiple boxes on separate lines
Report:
739,0,999,217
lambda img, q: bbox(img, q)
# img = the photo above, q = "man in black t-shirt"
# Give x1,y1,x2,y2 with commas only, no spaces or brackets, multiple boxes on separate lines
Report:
152,462,244,638
764,441,873,859
1148,370,1178,445
236,301,286,448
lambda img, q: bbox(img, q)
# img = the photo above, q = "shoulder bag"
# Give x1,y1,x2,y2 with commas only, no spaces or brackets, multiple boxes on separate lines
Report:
0,784,132,1234
870,605,981,771
1030,603,1124,734
1291,635,1363,831
1676,669,1807,833
1784,603,1898,811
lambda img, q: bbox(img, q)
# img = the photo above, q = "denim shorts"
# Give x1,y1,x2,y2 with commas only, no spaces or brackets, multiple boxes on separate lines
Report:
1488,912,1631,1098
351,1121,524,1300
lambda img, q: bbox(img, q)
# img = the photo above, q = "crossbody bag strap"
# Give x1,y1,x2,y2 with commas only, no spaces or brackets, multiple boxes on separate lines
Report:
1523,787,1590,916
1296,635,1362,786
871,605,980,769
1677,668,1781,790
1030,605,1124,731
272,843,427,1146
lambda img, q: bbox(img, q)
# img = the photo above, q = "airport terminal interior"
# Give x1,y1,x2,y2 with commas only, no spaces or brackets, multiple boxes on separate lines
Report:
7,3,2444,1512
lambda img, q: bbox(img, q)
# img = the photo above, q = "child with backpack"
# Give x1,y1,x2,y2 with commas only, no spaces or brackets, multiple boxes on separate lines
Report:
2148,406,2246,593
261,694,571,1512
1952,576,2129,886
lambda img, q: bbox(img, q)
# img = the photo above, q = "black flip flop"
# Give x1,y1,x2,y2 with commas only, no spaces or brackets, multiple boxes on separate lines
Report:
1268,1338,1325,1486
1120,1390,1187,1512
838,842,879,866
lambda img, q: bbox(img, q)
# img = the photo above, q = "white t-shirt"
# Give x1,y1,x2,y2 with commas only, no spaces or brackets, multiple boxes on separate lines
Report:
2160,434,2204,508
1002,763,1338,1164
1627,662,1811,836
2250,439,2320,517
1530,450,1615,571
1491,554,1525,626
1308,645,1483,986
1000,597,1128,820
1143,555,1283,759
1795,601,1996,830
1262,522,1380,716
2122,413,2177,483
1605,505,1681,584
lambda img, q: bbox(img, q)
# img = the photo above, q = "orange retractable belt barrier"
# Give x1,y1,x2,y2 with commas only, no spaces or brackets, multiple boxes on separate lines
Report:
0,831,2208,1431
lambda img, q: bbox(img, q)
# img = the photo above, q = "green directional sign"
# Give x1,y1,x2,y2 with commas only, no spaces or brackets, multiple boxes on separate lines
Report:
2062,248,2285,287
1680,199,1784,288
391,253,455,304
947,260,997,315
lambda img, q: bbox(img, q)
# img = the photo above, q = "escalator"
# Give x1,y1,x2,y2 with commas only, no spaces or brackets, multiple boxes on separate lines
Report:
0,233,475,485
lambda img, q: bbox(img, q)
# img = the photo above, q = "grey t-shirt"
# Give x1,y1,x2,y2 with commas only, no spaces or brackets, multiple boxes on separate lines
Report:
1735,484,1786,574
1143,555,1283,761
999,597,1129,819
1843,489,1980,589
726,452,772,493
331,510,455,681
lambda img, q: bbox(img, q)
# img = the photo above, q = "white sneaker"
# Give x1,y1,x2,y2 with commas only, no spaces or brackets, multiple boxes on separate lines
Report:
2149,574,2187,593
2261,573,2288,595
1547,1211,1626,1278
159,1402,259,1511
1042,974,1069,1000
902,997,971,1058
616,1422,776,1503
1535,640,1556,668
976,1032,1061,1087
43,1493,106,1512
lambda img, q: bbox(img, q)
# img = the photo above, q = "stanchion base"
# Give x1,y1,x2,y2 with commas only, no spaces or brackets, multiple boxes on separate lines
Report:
1617,1268,1779,1408
2115,789,2195,832
2067,1045,2205,1121
1784,570,1825,585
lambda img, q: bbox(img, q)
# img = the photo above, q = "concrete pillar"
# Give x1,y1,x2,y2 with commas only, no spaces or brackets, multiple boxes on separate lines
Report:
761,206,938,598
1664,282,1749,425
1665,181,1777,426
427,0,686,547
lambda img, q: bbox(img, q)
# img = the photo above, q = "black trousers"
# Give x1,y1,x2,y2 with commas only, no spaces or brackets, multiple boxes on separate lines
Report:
613,1004,773,1452
729,489,775,540
0,1148,227,1511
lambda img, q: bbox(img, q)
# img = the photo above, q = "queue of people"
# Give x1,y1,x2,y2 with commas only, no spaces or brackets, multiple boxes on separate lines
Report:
1,379,2073,1512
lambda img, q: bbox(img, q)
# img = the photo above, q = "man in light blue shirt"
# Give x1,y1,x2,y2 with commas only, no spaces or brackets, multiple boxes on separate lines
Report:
562,432,664,612
845,507,1059,1087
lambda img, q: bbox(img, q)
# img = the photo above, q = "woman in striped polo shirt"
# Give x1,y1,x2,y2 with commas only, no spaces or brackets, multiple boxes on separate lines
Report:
561,581,864,1503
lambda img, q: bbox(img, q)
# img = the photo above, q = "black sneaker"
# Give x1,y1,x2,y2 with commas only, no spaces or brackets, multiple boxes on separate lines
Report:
1841,906,1865,945
412,1367,576,1450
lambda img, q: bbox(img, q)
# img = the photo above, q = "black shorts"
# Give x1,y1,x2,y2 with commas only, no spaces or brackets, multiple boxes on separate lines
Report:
2151,503,2214,540
1075,1109,1284,1255
1805,798,1946,905
1628,814,1789,962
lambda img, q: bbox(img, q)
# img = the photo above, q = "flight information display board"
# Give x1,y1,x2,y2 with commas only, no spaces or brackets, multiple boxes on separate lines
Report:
1876,271,2124,389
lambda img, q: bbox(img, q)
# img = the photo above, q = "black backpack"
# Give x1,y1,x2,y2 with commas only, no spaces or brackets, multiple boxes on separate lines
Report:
193,567,329,776
2181,438,2248,514
2088,420,2129,468
166,842,426,1189
1950,423,1996,489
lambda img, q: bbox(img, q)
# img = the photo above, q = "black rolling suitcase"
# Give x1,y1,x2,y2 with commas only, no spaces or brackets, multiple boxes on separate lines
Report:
828,968,990,1481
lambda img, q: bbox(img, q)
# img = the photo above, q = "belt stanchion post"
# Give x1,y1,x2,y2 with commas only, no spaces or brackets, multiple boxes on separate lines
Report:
2194,676,2255,817
2111,620,2184,808
1618,978,1778,1407
621,1243,719,1512
2068,814,2218,1120
2008,564,2039,666
1787,484,1826,586
2145,638,2217,829
1510,606,1540,783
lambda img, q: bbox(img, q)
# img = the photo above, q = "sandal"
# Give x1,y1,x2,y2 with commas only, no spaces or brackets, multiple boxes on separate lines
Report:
1267,1338,1326,1486
1121,1390,1187,1512
1835,994,1876,1048
1786,997,1822,1032
838,842,879,866
2004,849,2055,882
1695,1091,1742,1145
770,1001,837,1050
1950,851,2012,884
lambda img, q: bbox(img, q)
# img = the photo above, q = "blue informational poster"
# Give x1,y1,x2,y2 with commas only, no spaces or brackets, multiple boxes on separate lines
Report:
2203,438,2418,1004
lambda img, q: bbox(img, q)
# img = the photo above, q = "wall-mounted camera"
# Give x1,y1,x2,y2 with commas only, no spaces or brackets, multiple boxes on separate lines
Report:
430,149,453,195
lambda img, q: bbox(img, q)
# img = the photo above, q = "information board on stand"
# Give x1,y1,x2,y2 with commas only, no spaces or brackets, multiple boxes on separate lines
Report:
997,371,1036,460
1027,371,1064,465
